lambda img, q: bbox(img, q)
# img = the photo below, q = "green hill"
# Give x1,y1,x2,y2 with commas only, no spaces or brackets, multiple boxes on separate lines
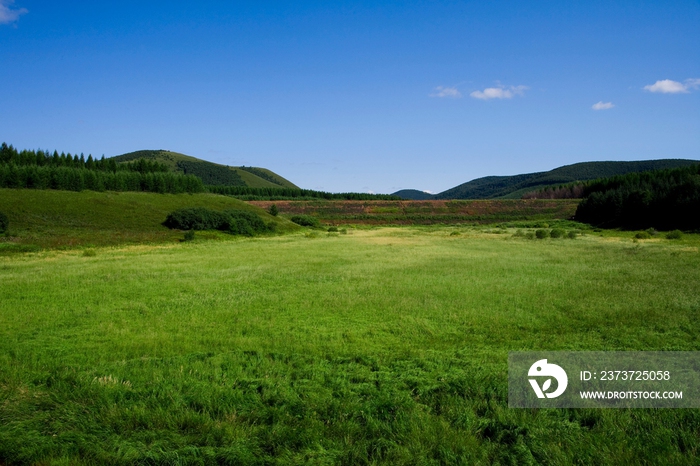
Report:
412,159,700,200
111,150,299,189
0,188,299,250
391,189,434,200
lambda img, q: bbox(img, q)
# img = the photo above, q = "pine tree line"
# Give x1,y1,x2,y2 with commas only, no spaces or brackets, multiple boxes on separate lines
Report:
0,164,204,193
0,143,203,193
0,143,168,174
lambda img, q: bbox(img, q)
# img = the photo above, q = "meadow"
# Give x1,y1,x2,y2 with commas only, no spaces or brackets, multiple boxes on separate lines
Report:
1,225,699,465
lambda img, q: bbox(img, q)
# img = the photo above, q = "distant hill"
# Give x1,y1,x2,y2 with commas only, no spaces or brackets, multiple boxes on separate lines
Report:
394,159,700,200
390,189,434,200
111,150,299,189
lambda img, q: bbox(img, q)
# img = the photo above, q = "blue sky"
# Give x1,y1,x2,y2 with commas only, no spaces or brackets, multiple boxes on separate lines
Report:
1,1,698,193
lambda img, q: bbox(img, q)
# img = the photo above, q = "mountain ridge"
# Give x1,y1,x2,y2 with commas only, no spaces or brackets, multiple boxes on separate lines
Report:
393,159,700,200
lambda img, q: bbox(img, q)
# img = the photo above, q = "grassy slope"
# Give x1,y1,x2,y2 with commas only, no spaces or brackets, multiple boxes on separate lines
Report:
111,150,299,189
0,228,699,464
432,159,700,199
0,188,299,249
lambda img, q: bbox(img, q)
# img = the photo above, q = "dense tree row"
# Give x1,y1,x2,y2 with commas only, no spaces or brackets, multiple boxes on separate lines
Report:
208,185,401,200
575,164,700,230
0,164,204,193
1,143,168,174
522,183,586,199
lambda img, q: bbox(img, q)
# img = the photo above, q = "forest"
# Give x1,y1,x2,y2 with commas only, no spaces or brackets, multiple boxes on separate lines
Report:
575,163,700,230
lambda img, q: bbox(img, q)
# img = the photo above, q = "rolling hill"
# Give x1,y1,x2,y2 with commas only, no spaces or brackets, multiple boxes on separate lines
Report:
111,150,299,189
390,189,434,200
393,159,700,200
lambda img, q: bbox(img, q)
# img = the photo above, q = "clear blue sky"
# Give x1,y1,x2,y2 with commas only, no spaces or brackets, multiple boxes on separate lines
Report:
1,1,698,193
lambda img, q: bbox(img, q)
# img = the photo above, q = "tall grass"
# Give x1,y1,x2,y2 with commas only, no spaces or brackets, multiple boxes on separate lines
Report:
1,229,699,464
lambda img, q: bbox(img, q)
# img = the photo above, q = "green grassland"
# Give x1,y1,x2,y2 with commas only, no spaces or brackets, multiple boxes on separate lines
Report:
111,150,299,189
1,224,699,464
0,189,299,250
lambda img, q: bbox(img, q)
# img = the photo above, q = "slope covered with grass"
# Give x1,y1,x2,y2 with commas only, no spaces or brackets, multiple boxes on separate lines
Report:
0,189,298,250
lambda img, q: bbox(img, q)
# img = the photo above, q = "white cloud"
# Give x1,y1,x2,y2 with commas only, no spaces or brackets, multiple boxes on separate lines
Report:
470,84,528,100
0,0,28,24
592,101,614,110
643,79,697,94
430,86,462,99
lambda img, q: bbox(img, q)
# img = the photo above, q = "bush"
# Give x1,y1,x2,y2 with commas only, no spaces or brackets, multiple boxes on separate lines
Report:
0,211,8,233
291,215,320,227
646,228,657,236
164,207,272,236
666,230,683,240
525,231,536,240
567,230,578,239
635,231,651,239
183,230,195,241
163,207,228,231
535,229,550,239
328,226,339,232
550,228,565,238
268,204,279,216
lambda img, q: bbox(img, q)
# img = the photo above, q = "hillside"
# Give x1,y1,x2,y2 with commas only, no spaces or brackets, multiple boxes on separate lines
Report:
391,189,434,200
111,150,299,189
394,159,700,200
0,188,299,250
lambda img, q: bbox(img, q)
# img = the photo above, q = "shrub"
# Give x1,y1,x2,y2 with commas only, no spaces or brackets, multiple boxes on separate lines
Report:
268,204,279,216
163,207,228,230
567,230,578,239
82,249,97,257
328,226,339,232
646,228,657,236
535,229,550,239
525,231,536,240
183,230,195,241
164,207,272,236
291,215,320,227
339,228,348,235
550,228,565,238
666,230,683,240
634,231,651,239
0,211,8,233
222,210,273,236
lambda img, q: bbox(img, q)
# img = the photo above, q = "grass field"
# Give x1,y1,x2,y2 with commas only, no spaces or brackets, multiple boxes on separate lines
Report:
0,189,299,250
1,225,699,464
